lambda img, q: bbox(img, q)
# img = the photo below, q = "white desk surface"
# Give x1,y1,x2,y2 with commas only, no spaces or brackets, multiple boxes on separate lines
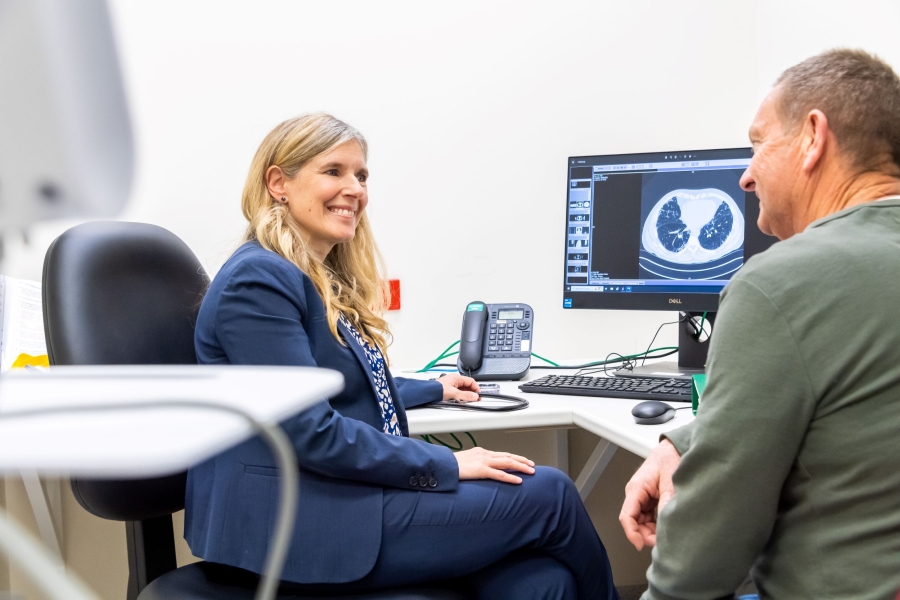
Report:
0,365,344,477
403,369,694,459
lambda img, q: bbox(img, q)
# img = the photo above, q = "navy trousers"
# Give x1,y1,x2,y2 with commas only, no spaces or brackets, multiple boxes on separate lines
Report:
279,467,618,599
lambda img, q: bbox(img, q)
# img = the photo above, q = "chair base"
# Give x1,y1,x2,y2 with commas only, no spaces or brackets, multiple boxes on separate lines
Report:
137,562,472,600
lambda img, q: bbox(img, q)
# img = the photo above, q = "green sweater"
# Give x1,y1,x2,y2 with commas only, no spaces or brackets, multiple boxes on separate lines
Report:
645,198,900,600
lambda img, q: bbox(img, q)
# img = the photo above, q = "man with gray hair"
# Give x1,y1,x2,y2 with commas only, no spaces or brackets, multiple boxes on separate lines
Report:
619,48,900,599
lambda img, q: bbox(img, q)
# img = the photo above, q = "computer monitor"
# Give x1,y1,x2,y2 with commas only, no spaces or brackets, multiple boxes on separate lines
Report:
562,147,777,378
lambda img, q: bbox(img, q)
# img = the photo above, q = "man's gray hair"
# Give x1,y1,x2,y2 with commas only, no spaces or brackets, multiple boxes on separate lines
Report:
775,49,900,173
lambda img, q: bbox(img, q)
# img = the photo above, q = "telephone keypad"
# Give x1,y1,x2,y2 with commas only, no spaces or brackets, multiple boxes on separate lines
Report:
493,320,521,352
481,313,532,359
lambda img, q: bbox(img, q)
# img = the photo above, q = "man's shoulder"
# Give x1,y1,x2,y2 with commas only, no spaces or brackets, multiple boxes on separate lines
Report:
731,232,825,295
734,201,900,292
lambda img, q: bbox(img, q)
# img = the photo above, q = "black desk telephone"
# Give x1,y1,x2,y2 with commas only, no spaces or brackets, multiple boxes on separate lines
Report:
457,301,534,381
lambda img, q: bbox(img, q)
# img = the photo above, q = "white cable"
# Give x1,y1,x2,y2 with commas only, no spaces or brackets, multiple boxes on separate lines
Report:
0,400,299,600
690,314,711,342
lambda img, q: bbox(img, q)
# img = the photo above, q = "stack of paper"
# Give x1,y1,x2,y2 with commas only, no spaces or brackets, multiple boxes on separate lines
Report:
0,276,49,372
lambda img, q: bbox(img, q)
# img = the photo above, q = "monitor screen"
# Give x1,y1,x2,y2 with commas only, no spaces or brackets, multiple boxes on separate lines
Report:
562,148,776,312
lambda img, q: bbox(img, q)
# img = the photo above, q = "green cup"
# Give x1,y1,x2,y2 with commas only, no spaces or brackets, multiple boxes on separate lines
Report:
691,374,707,416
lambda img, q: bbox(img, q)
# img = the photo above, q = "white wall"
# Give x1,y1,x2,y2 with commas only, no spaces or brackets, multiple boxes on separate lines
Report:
4,0,899,368
755,0,900,90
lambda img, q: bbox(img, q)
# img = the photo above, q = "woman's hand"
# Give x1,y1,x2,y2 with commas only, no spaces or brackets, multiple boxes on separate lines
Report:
436,373,480,403
455,447,536,484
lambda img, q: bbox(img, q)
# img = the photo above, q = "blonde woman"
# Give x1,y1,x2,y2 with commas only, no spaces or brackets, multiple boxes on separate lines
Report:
185,113,618,599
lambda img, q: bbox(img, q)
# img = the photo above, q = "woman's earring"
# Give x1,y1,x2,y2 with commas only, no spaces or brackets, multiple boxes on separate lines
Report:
280,196,287,203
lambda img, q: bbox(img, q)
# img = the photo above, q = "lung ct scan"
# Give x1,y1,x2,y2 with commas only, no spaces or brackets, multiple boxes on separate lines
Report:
640,188,745,279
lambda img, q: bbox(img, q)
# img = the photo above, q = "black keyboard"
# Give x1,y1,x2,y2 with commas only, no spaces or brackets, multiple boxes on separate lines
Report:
519,374,692,402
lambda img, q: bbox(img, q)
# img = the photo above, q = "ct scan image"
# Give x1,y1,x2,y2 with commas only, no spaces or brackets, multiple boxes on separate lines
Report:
638,170,746,280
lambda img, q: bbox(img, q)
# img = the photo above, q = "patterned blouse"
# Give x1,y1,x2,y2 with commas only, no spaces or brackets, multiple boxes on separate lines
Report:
339,314,402,436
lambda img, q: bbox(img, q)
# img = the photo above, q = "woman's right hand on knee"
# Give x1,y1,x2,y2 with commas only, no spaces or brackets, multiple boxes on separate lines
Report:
455,447,535,484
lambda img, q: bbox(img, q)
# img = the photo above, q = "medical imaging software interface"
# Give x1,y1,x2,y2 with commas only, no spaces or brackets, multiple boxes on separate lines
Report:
563,148,762,305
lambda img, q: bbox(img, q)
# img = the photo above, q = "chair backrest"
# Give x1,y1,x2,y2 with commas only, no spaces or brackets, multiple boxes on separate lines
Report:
42,221,209,598
43,221,207,369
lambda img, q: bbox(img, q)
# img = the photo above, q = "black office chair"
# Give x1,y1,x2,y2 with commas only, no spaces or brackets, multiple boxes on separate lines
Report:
42,221,470,600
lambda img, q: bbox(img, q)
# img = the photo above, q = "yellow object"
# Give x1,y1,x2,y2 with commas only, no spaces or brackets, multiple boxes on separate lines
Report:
10,353,49,369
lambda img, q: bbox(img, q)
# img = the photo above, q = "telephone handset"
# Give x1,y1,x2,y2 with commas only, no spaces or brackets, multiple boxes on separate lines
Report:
457,301,534,381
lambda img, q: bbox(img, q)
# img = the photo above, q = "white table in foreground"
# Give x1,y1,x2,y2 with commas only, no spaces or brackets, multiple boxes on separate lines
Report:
405,371,693,498
0,365,344,478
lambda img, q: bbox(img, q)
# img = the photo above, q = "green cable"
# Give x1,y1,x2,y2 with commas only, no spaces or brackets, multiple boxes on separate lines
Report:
416,353,452,373
416,340,460,372
419,343,562,371
539,346,677,369
419,431,478,450
425,344,458,368
532,342,679,368
418,339,677,372
424,351,458,368
699,311,707,335
432,434,462,451
623,346,678,360
531,352,559,367
419,432,478,451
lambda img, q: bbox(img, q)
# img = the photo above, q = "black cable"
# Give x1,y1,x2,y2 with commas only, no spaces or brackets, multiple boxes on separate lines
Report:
573,348,679,376
638,312,713,368
425,392,529,412
427,345,680,374
420,431,480,449
602,352,628,377
641,314,690,367
429,346,678,373
423,433,464,450
528,348,679,370
428,314,691,377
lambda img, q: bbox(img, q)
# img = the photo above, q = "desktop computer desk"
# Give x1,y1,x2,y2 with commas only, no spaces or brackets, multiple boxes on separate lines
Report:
404,367,694,501
0,365,344,600
0,365,343,477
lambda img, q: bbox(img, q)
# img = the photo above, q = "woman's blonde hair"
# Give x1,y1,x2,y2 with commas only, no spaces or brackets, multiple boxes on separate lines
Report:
241,113,392,355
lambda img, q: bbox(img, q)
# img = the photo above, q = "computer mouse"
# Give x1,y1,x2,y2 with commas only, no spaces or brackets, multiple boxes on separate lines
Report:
631,401,675,425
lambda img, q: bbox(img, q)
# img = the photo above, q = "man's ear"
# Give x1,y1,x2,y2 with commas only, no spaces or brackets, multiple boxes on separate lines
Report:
800,109,829,174
265,165,287,199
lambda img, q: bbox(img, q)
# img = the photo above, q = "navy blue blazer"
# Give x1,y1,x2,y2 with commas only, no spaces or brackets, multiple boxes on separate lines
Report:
185,241,459,584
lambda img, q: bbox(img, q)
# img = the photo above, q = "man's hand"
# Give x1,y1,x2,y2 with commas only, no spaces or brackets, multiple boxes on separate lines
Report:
436,373,480,403
619,439,682,551
455,447,535,484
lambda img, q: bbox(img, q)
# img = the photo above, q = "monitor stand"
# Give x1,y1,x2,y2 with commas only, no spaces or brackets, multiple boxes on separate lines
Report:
615,311,715,380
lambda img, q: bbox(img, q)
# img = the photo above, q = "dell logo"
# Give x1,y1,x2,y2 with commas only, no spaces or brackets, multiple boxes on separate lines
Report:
669,298,682,304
